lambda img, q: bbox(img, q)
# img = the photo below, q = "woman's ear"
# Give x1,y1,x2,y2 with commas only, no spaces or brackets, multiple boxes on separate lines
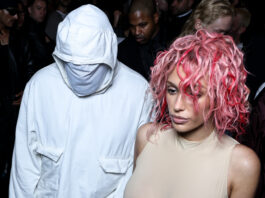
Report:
195,19,203,30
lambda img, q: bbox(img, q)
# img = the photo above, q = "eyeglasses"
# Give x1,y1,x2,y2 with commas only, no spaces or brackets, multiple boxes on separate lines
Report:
5,7,18,16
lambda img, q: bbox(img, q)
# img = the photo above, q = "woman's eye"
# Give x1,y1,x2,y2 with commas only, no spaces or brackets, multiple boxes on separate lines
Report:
197,93,203,98
167,87,177,95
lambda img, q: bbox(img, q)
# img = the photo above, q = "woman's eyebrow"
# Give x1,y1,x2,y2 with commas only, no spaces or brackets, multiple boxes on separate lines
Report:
166,81,178,88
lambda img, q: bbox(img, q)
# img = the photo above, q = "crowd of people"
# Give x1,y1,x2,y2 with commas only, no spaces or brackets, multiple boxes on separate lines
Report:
0,0,264,197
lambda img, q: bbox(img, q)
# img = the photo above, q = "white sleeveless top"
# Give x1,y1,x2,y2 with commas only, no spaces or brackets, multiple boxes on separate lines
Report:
124,129,238,198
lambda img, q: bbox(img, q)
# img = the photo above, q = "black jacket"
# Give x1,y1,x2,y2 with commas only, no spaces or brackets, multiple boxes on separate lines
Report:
0,29,33,99
118,31,166,80
0,28,33,188
24,17,54,73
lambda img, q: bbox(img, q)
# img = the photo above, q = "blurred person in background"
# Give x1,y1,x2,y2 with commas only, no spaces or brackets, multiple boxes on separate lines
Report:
45,0,72,43
166,0,195,43
118,0,167,80
0,0,33,196
25,0,53,75
180,0,234,37
231,7,251,50
16,1,26,29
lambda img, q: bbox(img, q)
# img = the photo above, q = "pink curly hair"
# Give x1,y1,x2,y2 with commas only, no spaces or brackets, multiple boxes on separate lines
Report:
150,30,250,136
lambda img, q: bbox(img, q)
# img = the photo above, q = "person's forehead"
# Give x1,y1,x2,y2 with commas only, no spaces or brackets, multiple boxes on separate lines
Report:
207,15,232,32
168,65,208,88
211,16,232,27
33,0,46,7
129,10,153,23
130,10,152,19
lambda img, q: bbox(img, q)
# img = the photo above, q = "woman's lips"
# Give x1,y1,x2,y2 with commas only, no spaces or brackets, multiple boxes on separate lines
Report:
171,115,189,124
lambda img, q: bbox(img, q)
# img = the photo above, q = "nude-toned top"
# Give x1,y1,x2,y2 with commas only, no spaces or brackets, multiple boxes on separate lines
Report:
124,128,239,198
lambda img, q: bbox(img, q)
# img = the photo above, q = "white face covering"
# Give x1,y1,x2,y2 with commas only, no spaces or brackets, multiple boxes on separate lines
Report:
65,62,109,97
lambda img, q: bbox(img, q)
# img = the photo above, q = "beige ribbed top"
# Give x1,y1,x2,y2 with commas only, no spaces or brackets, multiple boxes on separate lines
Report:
124,128,238,198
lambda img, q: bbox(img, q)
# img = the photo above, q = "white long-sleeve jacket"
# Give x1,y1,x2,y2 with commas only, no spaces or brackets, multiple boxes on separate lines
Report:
9,5,152,198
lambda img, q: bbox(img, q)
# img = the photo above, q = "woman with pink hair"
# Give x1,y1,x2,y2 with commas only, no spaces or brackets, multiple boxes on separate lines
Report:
124,30,260,198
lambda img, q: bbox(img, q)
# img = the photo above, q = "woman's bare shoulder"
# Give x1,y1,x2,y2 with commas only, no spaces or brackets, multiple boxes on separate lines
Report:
136,123,153,150
231,144,260,174
229,144,260,197
136,123,166,146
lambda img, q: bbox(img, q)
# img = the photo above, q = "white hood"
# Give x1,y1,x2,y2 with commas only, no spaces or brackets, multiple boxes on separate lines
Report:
53,4,118,95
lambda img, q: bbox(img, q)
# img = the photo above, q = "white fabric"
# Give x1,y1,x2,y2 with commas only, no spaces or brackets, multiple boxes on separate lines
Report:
53,4,117,96
64,63,110,97
9,4,153,198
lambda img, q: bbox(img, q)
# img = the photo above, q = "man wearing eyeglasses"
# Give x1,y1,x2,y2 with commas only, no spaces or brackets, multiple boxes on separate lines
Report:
0,4,18,40
0,1,33,196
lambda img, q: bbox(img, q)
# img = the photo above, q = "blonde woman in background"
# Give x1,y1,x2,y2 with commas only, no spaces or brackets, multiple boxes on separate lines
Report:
180,0,234,36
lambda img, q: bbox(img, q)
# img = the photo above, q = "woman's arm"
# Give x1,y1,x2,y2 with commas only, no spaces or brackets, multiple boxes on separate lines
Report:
228,144,260,198
133,123,152,170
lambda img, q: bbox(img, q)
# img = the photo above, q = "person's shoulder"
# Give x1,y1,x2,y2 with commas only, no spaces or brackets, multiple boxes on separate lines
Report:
23,64,61,97
136,123,167,147
135,123,170,158
228,144,260,196
47,11,63,24
135,123,153,159
137,123,152,141
50,10,61,18
117,61,148,85
231,144,260,174
29,63,60,84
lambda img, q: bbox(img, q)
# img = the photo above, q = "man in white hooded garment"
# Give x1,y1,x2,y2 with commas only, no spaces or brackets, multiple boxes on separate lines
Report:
9,4,153,198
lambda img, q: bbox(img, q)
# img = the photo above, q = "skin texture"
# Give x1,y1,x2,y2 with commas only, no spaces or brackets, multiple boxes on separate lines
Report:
0,9,17,45
129,10,159,45
28,0,47,23
195,15,233,35
166,67,214,141
228,144,260,198
134,66,260,197
0,9,18,28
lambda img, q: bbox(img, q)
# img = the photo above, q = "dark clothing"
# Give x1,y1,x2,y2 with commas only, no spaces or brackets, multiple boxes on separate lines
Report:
0,29,33,97
165,10,192,45
243,32,265,103
0,28,33,197
45,10,65,42
118,31,166,80
0,98,17,198
240,86,265,198
24,17,53,74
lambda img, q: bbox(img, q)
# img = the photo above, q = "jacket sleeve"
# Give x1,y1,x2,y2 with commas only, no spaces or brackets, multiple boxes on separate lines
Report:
9,81,41,198
114,85,153,198
137,85,154,129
